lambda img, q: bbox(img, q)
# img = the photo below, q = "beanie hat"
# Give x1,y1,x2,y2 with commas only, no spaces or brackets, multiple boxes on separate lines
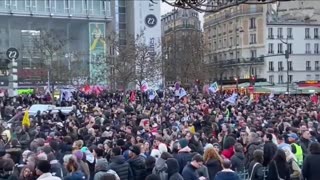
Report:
158,143,168,154
73,150,83,160
37,152,48,161
179,138,188,149
150,149,161,159
204,143,214,151
116,139,125,147
130,145,141,155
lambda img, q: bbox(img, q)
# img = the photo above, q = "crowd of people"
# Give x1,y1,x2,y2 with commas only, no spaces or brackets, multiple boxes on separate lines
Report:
0,89,319,180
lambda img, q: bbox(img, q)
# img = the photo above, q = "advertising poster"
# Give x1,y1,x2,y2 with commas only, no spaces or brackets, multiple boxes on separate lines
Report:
89,22,106,84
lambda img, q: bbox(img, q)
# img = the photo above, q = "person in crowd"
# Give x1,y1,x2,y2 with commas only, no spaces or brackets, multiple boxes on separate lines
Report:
248,150,264,180
245,132,264,169
173,138,194,173
214,159,240,180
63,156,86,180
299,130,312,158
302,142,320,180
152,152,172,180
93,156,119,180
128,145,146,180
263,133,277,166
19,165,35,180
288,133,304,167
267,149,290,180
35,160,61,180
109,147,130,180
221,135,236,159
182,154,206,180
166,158,184,180
74,150,90,180
145,174,161,180
283,148,301,180
145,156,156,177
277,134,291,151
230,143,245,172
203,146,223,180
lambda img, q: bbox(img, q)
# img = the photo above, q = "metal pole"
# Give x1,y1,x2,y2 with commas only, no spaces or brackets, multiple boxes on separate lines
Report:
286,47,289,94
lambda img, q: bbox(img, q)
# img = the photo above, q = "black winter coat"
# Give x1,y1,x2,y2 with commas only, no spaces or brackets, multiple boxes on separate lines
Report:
182,163,199,180
230,152,245,172
109,155,130,180
128,156,146,180
267,161,290,180
302,153,320,180
263,141,277,166
173,152,194,173
205,159,222,180
248,161,264,180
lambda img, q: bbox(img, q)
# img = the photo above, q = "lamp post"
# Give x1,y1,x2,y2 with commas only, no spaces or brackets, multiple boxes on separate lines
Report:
234,77,238,92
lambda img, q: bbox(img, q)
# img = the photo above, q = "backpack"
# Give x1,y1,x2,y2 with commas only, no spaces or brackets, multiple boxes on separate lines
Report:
154,166,168,180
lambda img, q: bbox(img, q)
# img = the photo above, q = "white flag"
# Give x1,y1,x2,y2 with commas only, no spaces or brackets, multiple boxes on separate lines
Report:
179,88,187,99
208,82,219,93
148,89,157,100
225,93,238,104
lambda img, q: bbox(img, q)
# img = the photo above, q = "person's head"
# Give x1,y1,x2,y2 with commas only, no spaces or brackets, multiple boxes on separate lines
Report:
248,132,259,143
253,149,264,163
154,137,163,146
221,159,232,169
145,156,156,170
310,142,320,154
93,148,104,158
145,174,161,180
101,173,117,180
129,145,141,158
65,157,78,173
273,149,286,163
36,160,51,176
190,154,204,169
203,147,222,163
95,158,109,172
234,143,243,153
160,152,173,160
111,147,122,156
302,130,311,140
178,138,189,150
263,133,273,142
287,133,298,143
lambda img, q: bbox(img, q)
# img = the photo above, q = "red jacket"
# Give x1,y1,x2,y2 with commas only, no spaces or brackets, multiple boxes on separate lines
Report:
221,146,234,159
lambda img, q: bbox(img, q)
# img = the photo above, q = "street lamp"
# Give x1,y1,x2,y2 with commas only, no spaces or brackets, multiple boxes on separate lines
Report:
157,0,290,13
234,77,238,92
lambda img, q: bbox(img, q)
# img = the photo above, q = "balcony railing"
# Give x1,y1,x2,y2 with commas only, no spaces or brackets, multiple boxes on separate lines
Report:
164,24,198,33
278,67,284,71
306,67,312,71
204,6,264,27
208,56,264,68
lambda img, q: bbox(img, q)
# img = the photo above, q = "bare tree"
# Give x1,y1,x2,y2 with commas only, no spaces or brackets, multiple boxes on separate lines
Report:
163,30,207,87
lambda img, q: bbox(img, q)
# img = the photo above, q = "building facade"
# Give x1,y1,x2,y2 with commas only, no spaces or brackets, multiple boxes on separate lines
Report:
203,4,266,81
264,1,320,84
161,8,202,86
0,0,111,87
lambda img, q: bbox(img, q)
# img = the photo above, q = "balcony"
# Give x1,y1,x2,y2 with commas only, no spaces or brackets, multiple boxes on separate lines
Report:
269,68,274,72
306,67,312,71
203,6,263,27
268,35,274,39
316,67,320,71
278,67,284,71
208,56,264,68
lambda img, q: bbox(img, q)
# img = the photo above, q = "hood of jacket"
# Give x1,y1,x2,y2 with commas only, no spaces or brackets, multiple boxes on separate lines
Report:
234,152,245,160
154,158,166,171
110,155,126,164
166,158,179,176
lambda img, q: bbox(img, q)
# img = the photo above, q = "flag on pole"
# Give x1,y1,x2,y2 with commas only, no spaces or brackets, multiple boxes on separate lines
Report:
22,110,30,128
208,82,219,93
148,89,157,100
225,93,238,104
269,92,276,102
179,88,187,99
141,82,149,92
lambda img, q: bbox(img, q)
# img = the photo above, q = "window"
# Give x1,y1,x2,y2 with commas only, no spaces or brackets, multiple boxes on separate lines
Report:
250,50,257,58
287,28,293,39
288,61,293,71
277,28,283,39
306,43,311,54
229,37,233,47
306,61,311,70
268,43,274,54
269,75,274,84
278,43,283,54
64,0,69,9
223,39,226,48
315,43,319,54
278,61,283,71
307,75,312,80
316,61,319,70
316,74,320,80
288,43,292,54
269,61,274,71
268,28,273,39
250,34,256,44
250,18,256,29
278,75,283,84
315,28,319,39
288,75,293,83
305,28,310,39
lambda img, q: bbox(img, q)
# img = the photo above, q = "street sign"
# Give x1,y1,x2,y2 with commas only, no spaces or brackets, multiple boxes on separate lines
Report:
6,48,19,60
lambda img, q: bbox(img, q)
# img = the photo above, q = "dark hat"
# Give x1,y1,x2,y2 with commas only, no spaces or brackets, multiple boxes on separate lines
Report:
130,145,141,155
116,139,125,147
0,158,14,171
36,160,51,173
145,174,161,180
178,138,189,149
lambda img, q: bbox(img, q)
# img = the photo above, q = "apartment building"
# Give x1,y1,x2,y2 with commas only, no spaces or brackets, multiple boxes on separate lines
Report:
204,4,266,81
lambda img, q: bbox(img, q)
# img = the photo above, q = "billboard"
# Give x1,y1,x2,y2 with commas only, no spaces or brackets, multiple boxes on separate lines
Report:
89,22,106,84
